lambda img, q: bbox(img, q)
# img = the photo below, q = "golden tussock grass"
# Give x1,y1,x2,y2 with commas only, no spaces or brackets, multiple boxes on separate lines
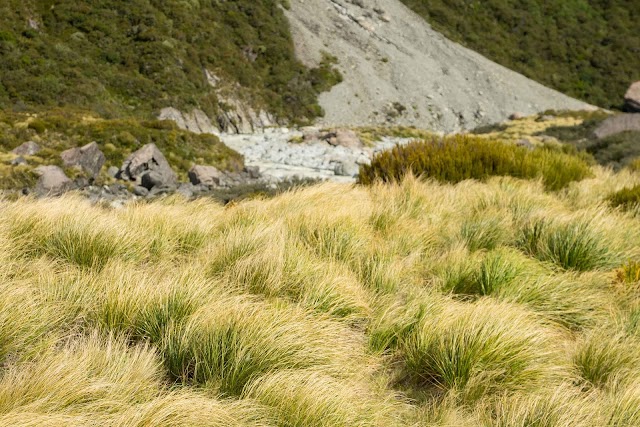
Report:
1,171,640,425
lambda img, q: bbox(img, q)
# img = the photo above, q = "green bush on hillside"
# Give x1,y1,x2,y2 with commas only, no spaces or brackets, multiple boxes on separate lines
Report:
0,0,341,124
400,0,640,109
358,135,592,191
0,111,243,184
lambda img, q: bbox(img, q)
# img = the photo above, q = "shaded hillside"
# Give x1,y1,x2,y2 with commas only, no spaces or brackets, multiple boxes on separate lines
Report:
400,0,640,109
0,0,340,123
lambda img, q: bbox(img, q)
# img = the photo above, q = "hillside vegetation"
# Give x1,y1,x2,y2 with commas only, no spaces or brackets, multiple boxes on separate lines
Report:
0,0,340,123
0,110,243,189
400,0,640,109
3,166,640,424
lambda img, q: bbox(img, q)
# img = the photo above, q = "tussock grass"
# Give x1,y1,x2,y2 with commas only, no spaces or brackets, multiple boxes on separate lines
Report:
517,213,621,271
162,296,365,395
244,370,405,427
573,331,640,390
402,300,564,403
2,172,640,423
475,386,596,427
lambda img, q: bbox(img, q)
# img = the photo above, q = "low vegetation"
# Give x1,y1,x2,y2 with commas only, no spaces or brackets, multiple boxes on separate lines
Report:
0,110,243,186
400,0,640,109
358,134,593,191
0,0,341,123
2,165,640,424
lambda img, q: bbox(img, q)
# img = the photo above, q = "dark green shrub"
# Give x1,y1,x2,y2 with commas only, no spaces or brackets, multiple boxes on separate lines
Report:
400,0,640,109
608,185,640,211
358,135,592,191
0,0,340,124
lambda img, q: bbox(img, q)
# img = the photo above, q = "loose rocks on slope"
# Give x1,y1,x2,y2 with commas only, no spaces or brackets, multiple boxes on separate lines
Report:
284,0,593,132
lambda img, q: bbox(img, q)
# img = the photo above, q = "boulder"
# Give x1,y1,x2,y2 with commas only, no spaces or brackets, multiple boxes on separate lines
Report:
10,156,27,166
133,186,149,197
188,165,223,187
324,129,363,149
11,141,41,156
107,166,119,178
334,160,360,177
245,165,261,179
117,144,177,189
624,82,640,112
593,114,640,139
60,141,106,178
34,166,73,196
140,171,170,191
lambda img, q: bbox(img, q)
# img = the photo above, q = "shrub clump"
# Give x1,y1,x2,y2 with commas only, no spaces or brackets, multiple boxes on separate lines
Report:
608,185,640,211
359,135,592,191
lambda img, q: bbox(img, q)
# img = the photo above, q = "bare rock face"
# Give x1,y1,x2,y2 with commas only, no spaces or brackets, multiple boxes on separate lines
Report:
284,0,593,132
188,165,223,187
34,166,73,196
625,82,640,112
158,107,220,135
117,144,177,190
593,114,640,139
11,141,41,156
60,142,106,178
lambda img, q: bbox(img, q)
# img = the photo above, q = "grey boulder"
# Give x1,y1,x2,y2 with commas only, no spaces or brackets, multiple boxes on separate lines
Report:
60,141,106,178
593,114,640,139
11,141,41,156
625,82,640,112
34,166,73,196
117,144,177,189
334,161,360,177
188,165,223,187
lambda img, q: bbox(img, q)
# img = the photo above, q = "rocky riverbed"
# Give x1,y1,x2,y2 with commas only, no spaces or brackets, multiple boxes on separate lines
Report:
219,127,413,184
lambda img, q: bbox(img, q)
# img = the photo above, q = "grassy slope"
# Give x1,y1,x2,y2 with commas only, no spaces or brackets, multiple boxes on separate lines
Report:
0,0,340,123
3,168,640,424
0,110,244,189
400,0,640,109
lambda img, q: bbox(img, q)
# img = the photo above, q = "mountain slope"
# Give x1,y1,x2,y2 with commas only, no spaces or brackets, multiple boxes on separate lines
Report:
399,0,640,109
285,0,594,133
0,0,340,124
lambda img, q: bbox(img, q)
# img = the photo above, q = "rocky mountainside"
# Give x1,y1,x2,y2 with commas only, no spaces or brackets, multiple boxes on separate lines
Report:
284,0,594,133
399,0,640,110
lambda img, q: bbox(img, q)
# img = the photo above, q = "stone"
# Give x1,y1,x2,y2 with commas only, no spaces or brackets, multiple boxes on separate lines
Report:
33,166,73,196
245,165,261,179
334,161,360,177
133,186,149,197
60,141,106,178
117,143,177,189
140,171,167,190
107,166,119,178
593,114,640,139
326,129,363,149
188,165,223,187
537,115,555,122
10,156,27,166
624,82,640,112
177,183,195,199
158,107,220,135
509,112,525,120
11,141,41,156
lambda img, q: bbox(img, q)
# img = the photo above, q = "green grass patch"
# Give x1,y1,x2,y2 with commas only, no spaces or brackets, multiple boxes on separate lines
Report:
359,135,592,191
